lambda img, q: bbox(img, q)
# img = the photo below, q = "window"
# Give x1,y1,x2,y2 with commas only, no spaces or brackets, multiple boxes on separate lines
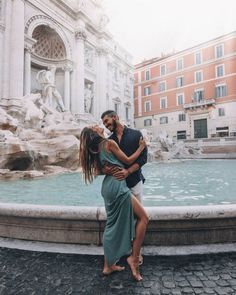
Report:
216,65,224,77
218,108,225,117
216,126,229,137
177,93,184,106
176,76,184,88
193,89,204,102
144,86,151,96
144,119,152,126
215,85,227,98
215,44,224,59
195,51,202,64
145,69,150,80
160,64,166,76
125,107,129,120
177,130,186,140
159,81,166,92
176,58,183,70
114,103,119,114
195,71,203,83
179,113,186,122
144,101,151,112
160,97,167,109
160,116,168,124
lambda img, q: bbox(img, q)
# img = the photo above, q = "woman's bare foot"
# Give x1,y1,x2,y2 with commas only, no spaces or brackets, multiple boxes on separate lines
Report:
127,256,143,281
102,264,125,276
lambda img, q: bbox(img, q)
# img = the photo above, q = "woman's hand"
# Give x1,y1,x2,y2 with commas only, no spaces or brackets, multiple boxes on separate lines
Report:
139,136,146,150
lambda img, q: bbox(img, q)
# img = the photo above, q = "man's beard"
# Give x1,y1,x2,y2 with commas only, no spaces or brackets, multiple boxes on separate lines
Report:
111,119,117,132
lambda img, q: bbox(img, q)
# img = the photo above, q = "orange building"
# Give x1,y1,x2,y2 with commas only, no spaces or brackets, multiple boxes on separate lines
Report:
134,31,236,140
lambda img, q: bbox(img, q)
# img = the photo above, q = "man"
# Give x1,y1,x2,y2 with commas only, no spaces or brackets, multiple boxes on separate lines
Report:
101,110,148,204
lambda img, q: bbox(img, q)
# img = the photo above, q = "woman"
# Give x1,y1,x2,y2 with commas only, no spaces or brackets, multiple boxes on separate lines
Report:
79,125,149,281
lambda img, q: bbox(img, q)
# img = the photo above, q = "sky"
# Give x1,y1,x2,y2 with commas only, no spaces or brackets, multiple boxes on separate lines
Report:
103,0,236,64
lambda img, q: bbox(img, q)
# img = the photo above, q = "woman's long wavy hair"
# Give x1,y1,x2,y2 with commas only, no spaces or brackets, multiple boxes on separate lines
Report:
79,127,105,184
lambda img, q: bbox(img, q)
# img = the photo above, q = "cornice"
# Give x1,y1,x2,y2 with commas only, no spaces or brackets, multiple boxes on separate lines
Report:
135,31,236,71
49,0,78,19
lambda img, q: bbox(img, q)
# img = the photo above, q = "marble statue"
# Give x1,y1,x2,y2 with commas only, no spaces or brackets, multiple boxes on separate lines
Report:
84,83,94,113
36,67,66,112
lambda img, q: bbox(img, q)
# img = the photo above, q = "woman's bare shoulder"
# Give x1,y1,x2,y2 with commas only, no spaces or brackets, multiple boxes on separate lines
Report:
106,139,118,153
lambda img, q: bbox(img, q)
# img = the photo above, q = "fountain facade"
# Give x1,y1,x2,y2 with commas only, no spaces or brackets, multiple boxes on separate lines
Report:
0,0,134,124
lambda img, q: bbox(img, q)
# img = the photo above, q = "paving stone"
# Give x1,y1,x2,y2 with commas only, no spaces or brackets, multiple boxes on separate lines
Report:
178,280,190,287
163,281,175,289
189,280,203,287
216,279,230,287
207,275,220,281
220,274,232,280
203,280,217,288
161,289,171,295
228,279,236,286
182,287,194,294
203,288,216,294
215,286,234,294
193,288,204,294
0,248,235,294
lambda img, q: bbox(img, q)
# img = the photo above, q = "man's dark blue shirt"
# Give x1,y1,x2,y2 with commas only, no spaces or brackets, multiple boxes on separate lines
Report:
109,126,148,188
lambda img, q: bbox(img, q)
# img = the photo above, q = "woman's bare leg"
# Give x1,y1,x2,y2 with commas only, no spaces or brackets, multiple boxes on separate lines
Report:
103,256,125,275
127,196,149,281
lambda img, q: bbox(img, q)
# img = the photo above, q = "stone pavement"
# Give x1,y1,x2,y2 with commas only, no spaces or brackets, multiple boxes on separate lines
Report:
0,247,236,295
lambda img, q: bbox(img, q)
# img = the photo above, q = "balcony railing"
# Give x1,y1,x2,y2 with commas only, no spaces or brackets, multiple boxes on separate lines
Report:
183,98,216,110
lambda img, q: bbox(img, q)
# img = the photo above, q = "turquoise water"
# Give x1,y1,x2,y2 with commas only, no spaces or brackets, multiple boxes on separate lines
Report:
0,160,235,207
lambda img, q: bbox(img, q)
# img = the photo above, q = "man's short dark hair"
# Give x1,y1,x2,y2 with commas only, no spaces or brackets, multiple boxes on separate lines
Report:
101,110,117,119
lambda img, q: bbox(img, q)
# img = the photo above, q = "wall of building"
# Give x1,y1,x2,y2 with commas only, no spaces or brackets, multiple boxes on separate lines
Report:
134,32,236,139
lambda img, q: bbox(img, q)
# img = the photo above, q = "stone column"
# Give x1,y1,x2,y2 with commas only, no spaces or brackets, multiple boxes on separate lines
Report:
63,65,72,111
0,23,5,98
95,47,108,119
71,26,86,114
9,0,25,98
1,0,12,99
24,36,36,96
24,46,32,95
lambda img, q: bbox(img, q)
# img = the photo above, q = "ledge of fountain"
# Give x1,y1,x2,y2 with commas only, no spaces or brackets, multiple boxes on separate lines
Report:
0,203,235,220
0,202,235,246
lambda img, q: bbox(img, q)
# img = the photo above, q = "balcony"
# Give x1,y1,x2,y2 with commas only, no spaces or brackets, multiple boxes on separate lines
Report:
183,99,216,110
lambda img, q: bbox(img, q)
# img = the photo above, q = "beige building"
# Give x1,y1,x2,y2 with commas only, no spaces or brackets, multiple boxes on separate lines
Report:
134,32,236,140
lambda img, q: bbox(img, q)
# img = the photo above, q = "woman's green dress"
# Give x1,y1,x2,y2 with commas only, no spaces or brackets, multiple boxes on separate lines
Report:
99,143,135,266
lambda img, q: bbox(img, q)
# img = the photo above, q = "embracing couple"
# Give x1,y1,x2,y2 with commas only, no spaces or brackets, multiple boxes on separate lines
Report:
79,110,149,281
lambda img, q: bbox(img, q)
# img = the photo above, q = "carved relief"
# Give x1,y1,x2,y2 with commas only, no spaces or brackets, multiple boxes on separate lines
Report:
84,46,94,69
99,14,109,30
75,28,87,41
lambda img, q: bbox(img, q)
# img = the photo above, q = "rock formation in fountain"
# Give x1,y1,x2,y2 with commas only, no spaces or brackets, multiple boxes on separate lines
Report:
0,93,98,180
141,129,202,161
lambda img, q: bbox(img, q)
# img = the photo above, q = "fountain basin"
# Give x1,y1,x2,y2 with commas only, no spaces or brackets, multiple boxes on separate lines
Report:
0,203,235,246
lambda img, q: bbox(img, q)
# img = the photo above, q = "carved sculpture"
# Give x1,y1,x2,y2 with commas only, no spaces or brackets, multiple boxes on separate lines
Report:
84,83,94,113
36,67,65,112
